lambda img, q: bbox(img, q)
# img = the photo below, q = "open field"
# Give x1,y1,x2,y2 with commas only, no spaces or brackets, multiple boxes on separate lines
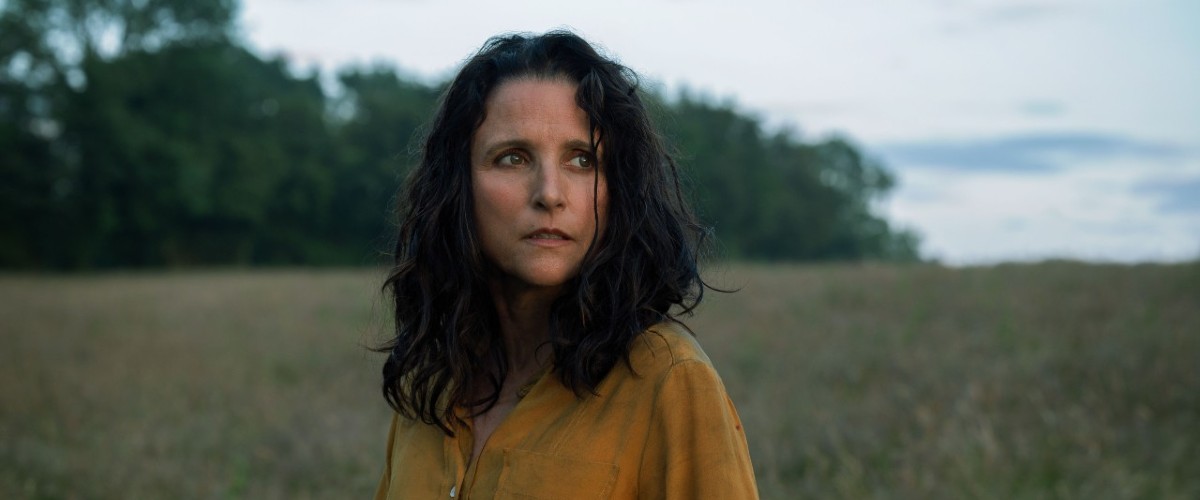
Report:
2,263,1198,499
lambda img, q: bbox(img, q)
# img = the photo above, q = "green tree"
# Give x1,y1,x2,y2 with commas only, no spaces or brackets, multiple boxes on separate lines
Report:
660,94,919,261
62,42,335,266
0,0,347,267
326,66,440,265
0,0,238,267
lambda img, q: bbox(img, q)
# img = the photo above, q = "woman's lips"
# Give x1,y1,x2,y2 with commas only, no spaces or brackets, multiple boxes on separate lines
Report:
525,228,571,247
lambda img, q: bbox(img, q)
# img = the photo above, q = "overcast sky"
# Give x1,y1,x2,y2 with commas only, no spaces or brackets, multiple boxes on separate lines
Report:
239,0,1199,264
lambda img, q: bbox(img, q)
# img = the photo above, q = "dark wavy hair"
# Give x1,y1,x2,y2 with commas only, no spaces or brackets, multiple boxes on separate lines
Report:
379,30,710,433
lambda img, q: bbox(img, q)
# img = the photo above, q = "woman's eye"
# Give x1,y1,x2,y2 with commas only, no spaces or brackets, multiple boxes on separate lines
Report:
498,153,525,166
568,153,594,169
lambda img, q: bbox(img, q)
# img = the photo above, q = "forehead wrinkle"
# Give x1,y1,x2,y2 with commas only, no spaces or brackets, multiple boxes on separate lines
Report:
479,111,593,145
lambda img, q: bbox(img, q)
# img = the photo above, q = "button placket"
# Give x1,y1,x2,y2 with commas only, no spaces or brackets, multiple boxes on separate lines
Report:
446,430,467,499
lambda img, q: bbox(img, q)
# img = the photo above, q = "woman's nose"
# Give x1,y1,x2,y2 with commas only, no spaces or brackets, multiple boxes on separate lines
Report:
531,164,565,211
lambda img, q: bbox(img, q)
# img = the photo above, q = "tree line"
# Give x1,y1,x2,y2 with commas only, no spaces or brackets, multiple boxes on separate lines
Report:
0,0,919,269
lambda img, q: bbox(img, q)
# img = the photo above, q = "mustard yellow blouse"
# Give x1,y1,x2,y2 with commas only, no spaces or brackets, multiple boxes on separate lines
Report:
374,322,759,499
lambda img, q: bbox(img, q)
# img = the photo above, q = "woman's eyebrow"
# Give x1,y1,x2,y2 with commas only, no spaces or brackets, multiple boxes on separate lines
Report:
481,138,596,157
563,139,594,151
480,138,533,158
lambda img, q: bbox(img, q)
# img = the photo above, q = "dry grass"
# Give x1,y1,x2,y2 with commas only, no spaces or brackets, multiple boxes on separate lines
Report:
1,270,392,499
2,262,1198,499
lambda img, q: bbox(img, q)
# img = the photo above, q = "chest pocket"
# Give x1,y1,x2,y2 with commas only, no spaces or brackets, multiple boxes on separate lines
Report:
494,448,619,500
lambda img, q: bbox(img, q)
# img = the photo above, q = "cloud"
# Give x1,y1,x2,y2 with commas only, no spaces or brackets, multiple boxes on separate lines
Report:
980,2,1063,25
1019,100,1065,117
1136,177,1200,214
877,132,1187,173
937,0,1068,36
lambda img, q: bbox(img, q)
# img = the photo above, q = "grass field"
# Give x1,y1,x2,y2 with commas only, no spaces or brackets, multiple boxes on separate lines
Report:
2,262,1197,499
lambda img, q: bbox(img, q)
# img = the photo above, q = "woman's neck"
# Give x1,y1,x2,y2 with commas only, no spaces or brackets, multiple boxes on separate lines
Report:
487,279,557,374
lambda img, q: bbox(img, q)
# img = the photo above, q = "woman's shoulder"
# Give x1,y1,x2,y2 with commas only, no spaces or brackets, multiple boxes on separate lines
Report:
626,321,714,374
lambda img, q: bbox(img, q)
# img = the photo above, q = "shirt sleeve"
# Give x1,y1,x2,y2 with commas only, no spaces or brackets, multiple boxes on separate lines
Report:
639,359,759,499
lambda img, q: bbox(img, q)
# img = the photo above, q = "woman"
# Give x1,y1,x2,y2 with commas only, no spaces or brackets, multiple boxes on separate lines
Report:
375,31,757,499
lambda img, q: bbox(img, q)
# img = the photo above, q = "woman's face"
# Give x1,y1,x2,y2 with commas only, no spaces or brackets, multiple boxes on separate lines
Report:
470,78,608,293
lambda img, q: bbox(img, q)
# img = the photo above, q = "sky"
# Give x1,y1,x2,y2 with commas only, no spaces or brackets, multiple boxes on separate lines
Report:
238,0,1200,264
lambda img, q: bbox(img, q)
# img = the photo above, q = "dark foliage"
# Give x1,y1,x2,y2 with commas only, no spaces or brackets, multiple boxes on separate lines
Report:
0,0,918,269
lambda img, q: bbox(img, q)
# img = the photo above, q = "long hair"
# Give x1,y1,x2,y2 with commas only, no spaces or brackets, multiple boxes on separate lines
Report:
379,30,710,433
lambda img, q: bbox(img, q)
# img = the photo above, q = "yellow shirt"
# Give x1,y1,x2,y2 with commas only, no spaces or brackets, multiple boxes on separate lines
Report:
374,322,759,499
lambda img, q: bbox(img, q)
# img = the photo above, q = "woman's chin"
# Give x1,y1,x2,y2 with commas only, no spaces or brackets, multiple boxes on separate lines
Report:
494,266,581,292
